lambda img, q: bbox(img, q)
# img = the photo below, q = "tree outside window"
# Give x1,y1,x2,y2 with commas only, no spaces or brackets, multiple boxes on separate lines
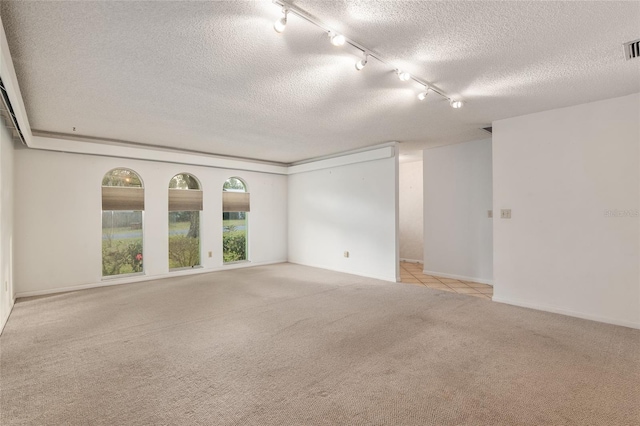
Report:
169,173,202,269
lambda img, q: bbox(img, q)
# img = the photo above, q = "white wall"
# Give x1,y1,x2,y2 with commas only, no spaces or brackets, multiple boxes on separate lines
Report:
423,139,493,283
493,93,640,328
0,121,15,332
399,160,423,262
288,149,398,282
14,148,288,296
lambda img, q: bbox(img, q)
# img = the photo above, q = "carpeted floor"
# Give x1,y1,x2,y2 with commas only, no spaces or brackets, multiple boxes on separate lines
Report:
1,263,639,425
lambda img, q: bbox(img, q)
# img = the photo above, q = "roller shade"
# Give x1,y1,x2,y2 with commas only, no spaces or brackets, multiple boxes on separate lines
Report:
169,189,203,211
102,187,144,211
223,192,250,212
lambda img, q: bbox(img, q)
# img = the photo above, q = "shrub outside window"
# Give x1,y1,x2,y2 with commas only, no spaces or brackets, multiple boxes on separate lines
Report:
102,168,144,277
223,177,249,263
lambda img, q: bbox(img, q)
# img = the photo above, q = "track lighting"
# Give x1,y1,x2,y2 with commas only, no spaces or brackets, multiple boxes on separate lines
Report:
397,70,411,82
274,9,288,33
355,54,368,71
271,1,466,110
330,33,346,46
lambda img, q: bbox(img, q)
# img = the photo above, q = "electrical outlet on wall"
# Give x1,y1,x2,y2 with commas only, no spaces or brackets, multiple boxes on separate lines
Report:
208,251,212,258
500,209,512,219
344,251,349,258
488,210,493,218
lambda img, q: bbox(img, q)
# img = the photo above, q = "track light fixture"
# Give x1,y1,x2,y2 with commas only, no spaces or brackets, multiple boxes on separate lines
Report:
329,32,346,46
274,8,288,33
272,0,465,110
355,54,368,71
397,70,411,82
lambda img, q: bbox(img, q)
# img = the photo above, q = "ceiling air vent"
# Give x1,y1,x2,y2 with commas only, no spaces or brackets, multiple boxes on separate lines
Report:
623,39,640,60
0,77,27,146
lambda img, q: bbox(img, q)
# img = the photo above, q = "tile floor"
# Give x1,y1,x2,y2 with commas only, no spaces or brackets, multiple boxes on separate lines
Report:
399,261,493,300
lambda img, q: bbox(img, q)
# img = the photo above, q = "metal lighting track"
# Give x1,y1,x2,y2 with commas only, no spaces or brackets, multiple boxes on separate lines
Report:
272,0,453,102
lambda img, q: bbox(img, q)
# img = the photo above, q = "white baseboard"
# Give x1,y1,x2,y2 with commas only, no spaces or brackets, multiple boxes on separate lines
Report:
422,269,493,285
0,296,16,336
400,258,423,264
14,260,287,299
287,261,397,283
492,296,640,330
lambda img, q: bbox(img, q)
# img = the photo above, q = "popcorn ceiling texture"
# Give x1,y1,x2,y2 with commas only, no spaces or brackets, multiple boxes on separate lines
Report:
1,1,639,163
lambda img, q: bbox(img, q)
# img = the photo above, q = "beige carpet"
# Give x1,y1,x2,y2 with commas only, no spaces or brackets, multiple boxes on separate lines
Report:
1,263,639,425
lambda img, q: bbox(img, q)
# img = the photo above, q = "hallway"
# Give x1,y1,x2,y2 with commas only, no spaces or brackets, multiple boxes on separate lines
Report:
399,261,493,300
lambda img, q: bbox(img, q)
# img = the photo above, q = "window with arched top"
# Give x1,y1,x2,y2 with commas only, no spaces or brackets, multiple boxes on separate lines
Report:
168,173,202,269
101,168,144,277
222,177,249,263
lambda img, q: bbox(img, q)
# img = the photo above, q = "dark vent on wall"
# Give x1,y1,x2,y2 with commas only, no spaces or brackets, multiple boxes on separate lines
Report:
482,126,493,134
0,77,27,145
624,39,640,60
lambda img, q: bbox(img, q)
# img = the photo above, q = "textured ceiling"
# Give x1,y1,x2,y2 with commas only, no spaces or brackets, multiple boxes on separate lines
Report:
1,1,639,163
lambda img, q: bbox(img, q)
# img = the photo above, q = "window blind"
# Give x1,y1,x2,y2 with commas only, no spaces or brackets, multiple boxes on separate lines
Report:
169,189,203,211
102,187,144,211
223,192,250,212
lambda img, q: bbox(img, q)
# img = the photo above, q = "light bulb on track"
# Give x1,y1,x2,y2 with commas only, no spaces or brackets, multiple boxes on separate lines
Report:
274,17,287,33
355,54,368,71
450,100,464,109
397,70,411,81
330,33,346,46
274,9,287,33
418,88,429,101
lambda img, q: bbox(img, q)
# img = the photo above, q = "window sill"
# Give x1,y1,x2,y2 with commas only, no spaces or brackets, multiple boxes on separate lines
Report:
169,265,204,272
223,260,250,266
102,272,145,281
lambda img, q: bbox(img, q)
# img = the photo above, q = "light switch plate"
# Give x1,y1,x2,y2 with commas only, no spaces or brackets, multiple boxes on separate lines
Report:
488,210,493,218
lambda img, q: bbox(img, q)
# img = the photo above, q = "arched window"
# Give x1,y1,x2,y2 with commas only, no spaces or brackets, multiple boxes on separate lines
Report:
169,173,202,269
101,168,144,277
222,177,249,263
